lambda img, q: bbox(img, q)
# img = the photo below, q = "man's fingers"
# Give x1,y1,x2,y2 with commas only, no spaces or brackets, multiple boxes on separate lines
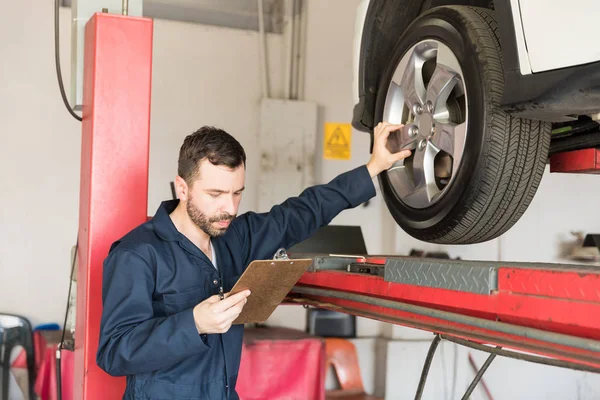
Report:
378,124,404,140
221,304,248,330
375,121,391,136
220,297,247,321
384,123,403,128
220,315,239,332
393,149,412,161
386,124,404,132
212,290,251,313
214,290,250,312
204,295,222,304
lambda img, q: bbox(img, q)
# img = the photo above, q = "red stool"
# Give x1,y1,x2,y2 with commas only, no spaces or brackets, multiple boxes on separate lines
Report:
325,338,383,400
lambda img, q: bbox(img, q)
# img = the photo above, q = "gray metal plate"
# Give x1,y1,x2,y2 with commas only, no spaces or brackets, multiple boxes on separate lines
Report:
385,258,499,294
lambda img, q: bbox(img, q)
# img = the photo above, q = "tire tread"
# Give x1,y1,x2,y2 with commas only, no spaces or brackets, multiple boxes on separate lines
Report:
428,6,551,244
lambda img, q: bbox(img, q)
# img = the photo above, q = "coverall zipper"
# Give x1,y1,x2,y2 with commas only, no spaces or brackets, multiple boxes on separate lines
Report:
180,240,231,399
218,280,231,399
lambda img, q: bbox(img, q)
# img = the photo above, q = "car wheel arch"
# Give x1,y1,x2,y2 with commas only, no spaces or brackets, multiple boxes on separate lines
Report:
354,0,502,135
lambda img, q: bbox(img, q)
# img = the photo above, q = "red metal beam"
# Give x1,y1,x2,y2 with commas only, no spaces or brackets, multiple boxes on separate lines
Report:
293,264,600,369
75,13,153,400
290,293,600,369
496,268,600,337
550,148,600,173
297,269,600,339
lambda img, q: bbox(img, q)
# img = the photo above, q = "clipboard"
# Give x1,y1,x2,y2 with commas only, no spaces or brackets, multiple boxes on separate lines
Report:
230,258,313,325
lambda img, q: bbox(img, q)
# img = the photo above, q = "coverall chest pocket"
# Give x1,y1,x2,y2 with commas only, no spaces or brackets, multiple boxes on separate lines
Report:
162,287,206,315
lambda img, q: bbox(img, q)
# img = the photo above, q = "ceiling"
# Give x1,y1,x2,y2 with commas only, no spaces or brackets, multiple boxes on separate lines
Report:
62,0,285,33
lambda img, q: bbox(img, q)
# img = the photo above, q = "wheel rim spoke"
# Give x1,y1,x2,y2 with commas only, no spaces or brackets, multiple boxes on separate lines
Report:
383,81,406,125
426,65,458,116
406,142,439,208
451,122,467,171
436,42,463,75
431,122,455,157
393,50,427,111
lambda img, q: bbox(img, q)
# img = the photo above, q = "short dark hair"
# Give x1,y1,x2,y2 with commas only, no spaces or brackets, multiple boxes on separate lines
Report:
178,126,246,184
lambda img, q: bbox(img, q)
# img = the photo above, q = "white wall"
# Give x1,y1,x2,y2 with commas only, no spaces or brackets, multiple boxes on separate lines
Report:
304,0,385,255
0,3,81,326
0,1,285,326
303,0,397,339
148,18,285,217
263,0,395,337
385,338,600,400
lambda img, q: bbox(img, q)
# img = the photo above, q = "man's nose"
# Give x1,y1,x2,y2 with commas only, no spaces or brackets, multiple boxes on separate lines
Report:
222,195,236,216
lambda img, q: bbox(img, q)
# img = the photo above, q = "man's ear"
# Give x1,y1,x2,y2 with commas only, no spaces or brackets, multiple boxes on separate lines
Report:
175,176,189,201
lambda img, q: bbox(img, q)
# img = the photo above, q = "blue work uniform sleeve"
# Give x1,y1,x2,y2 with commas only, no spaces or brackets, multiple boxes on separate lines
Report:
232,164,376,264
96,249,208,376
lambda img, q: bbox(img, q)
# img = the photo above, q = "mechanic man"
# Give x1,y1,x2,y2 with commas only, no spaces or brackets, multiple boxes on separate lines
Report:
96,122,411,399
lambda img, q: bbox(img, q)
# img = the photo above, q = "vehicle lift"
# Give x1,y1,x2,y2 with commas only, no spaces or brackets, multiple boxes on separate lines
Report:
72,11,600,400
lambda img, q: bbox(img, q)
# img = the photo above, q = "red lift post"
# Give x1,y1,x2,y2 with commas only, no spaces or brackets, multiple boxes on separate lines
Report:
75,12,153,400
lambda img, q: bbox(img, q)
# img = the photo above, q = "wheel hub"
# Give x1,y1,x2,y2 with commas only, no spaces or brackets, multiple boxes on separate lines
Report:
416,113,434,143
382,39,468,209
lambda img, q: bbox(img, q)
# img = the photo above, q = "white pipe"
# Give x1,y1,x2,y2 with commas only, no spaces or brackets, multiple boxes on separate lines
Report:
257,0,269,98
284,0,294,99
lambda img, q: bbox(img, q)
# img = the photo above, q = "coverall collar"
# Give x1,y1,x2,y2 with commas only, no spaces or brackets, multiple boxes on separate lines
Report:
152,200,182,242
151,200,216,264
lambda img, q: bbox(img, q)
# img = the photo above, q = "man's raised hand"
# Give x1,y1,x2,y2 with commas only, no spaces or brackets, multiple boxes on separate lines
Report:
366,122,412,178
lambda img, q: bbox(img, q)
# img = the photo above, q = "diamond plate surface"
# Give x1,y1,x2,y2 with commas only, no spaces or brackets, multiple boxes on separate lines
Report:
385,258,498,294
499,268,600,303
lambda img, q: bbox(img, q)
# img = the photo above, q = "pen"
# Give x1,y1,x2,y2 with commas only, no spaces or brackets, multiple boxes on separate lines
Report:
219,285,224,300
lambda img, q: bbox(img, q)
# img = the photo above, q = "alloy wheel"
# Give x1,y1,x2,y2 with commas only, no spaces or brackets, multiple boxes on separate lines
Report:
382,39,468,209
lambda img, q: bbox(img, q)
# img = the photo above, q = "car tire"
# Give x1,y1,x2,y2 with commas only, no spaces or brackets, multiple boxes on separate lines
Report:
374,5,551,244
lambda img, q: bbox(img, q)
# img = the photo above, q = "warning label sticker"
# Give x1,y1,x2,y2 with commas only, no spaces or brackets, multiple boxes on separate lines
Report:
324,123,351,160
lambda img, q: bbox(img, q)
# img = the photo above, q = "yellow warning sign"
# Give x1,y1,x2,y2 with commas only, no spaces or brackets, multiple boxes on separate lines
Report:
324,123,351,160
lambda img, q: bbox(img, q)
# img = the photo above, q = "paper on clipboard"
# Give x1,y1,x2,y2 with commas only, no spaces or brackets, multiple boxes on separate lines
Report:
230,258,313,325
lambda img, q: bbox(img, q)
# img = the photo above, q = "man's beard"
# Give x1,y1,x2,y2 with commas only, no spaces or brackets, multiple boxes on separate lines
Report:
186,199,235,238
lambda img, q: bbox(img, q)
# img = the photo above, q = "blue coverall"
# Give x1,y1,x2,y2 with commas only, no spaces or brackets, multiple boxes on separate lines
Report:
96,165,376,399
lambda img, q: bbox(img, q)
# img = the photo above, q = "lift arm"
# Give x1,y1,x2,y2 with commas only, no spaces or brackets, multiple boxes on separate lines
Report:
288,255,600,371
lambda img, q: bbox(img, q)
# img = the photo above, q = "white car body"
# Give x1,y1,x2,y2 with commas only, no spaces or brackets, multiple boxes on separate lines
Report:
516,0,600,74
354,0,600,103
352,0,371,105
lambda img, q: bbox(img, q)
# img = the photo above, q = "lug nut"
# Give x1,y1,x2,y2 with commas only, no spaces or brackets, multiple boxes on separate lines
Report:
426,101,434,113
413,103,423,115
408,126,419,138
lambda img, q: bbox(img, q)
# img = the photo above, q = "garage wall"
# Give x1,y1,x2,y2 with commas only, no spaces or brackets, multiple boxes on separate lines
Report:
0,4,81,327
303,0,385,255
263,0,395,337
0,1,284,326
